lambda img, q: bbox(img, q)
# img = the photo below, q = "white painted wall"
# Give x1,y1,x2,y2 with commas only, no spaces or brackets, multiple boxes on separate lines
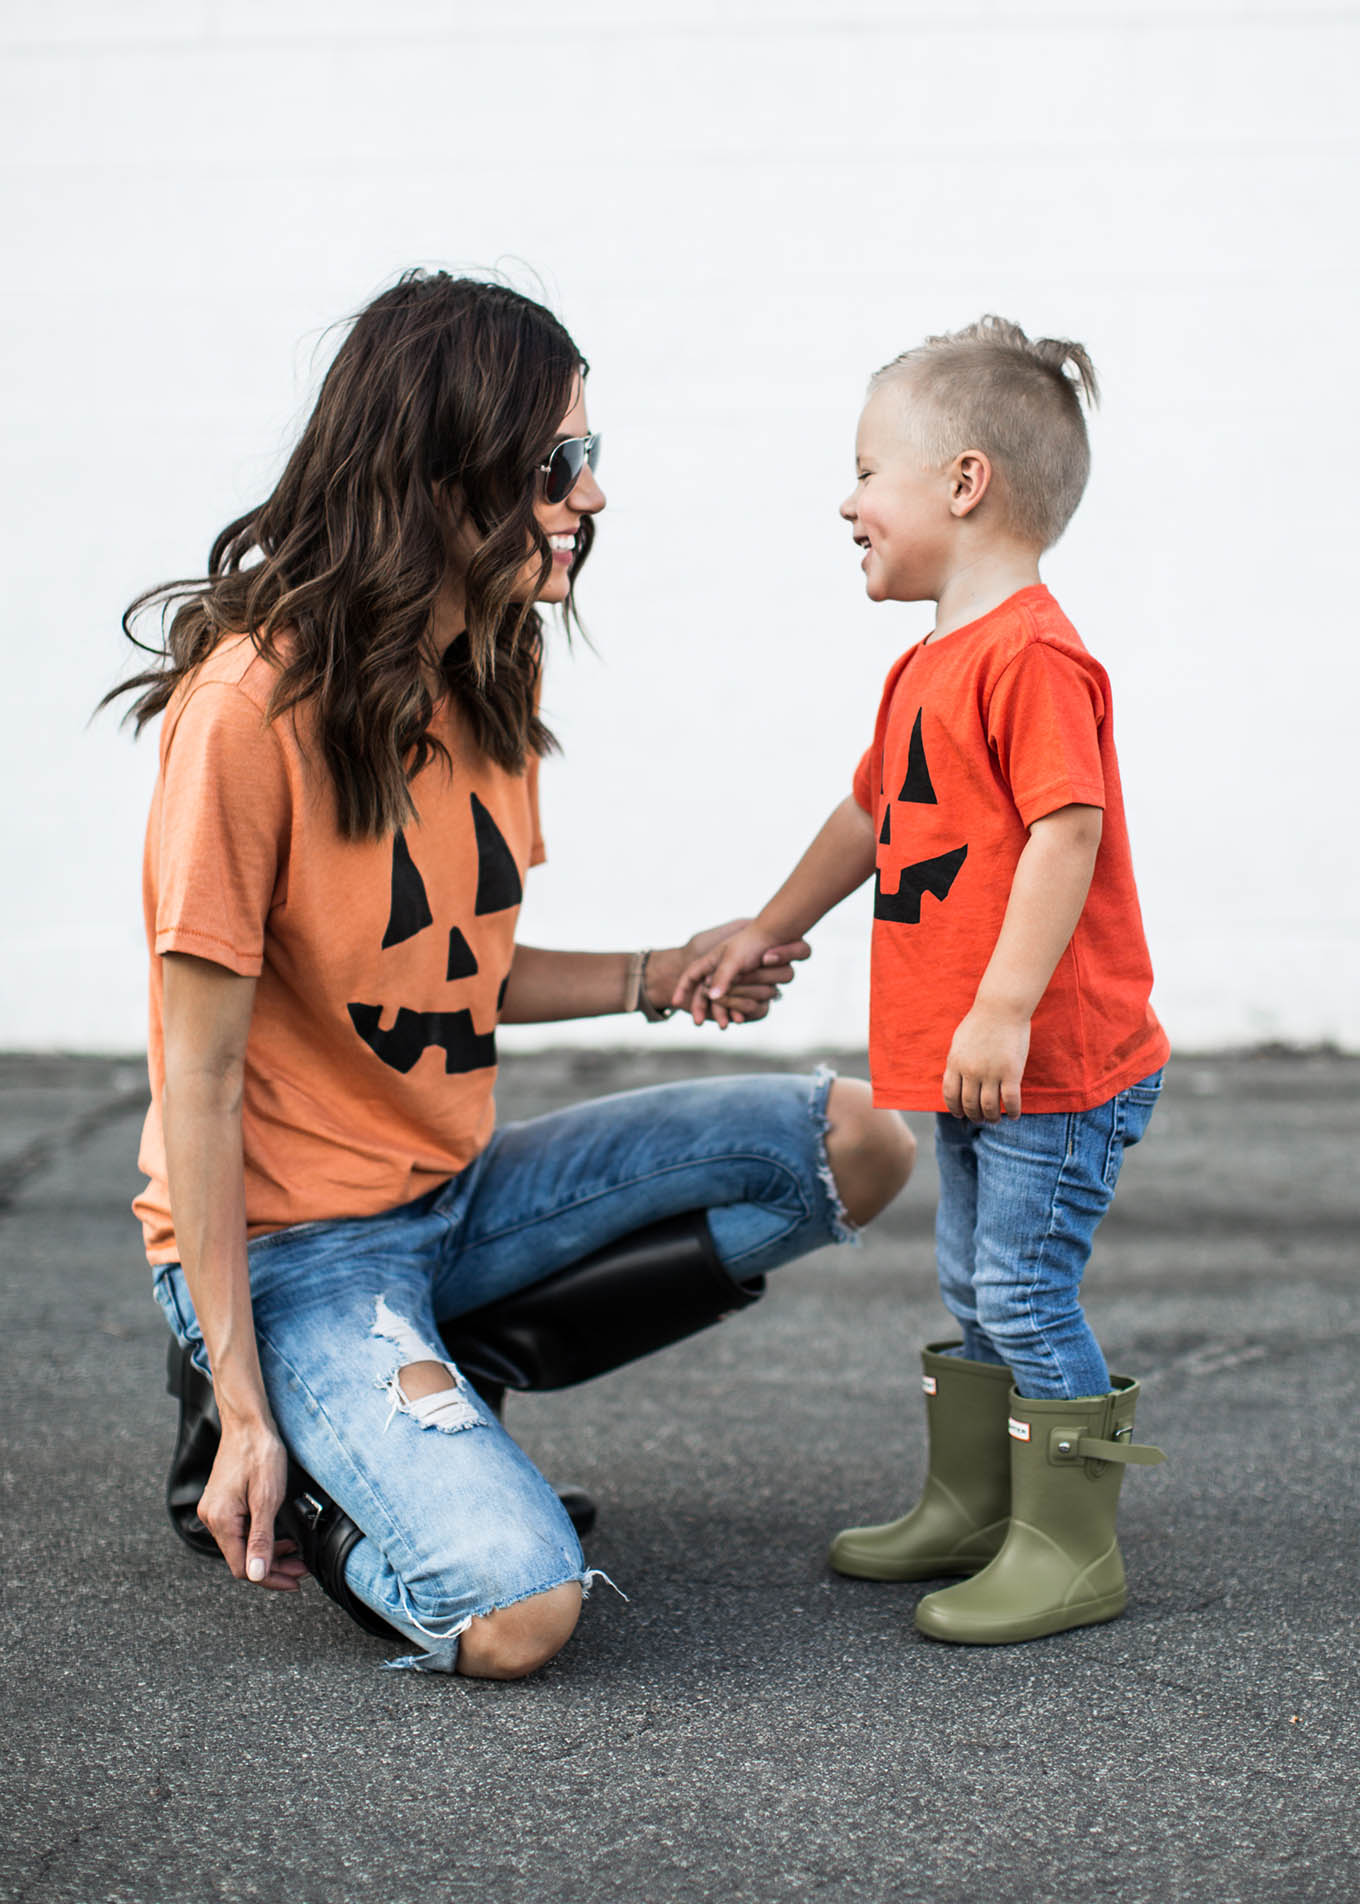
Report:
3,1,1356,1055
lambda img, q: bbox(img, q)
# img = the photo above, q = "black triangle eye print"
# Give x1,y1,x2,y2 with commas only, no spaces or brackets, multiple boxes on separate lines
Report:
897,710,938,805
382,830,434,948
874,708,968,924
471,794,523,914
349,816,519,1076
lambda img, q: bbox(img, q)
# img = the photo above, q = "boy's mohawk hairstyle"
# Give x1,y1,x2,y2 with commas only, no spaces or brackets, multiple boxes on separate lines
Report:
874,315,1100,549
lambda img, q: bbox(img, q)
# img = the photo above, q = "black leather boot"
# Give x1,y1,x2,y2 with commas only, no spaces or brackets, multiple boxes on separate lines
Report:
440,1209,763,1392
164,1339,399,1638
273,1463,400,1640
440,1211,762,1540
164,1334,230,1559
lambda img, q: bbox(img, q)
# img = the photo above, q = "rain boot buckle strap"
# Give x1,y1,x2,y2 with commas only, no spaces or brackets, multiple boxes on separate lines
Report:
1048,1427,1166,1467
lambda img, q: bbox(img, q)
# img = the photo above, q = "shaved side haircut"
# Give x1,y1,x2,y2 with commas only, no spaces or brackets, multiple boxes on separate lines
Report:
874,316,1100,548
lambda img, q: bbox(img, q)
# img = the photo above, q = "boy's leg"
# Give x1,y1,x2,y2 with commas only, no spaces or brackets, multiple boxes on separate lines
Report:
932,1115,1001,1365
968,1073,1165,1400
827,1116,1009,1582
912,1072,1167,1643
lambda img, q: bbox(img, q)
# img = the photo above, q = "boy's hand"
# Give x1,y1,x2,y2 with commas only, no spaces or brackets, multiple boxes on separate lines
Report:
671,923,809,1029
943,1006,1031,1123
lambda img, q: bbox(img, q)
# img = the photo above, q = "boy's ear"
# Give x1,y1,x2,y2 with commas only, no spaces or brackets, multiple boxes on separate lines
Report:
949,450,992,519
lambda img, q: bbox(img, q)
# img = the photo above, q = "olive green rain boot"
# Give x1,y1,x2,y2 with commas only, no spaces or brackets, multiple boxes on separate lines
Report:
828,1341,1015,1581
914,1375,1165,1644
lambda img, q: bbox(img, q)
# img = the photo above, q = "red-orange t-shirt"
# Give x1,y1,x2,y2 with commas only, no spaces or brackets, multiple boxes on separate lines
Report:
134,635,545,1264
851,586,1169,1112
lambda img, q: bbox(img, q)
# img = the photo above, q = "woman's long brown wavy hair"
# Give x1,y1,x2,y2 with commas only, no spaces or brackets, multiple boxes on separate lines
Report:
103,271,593,838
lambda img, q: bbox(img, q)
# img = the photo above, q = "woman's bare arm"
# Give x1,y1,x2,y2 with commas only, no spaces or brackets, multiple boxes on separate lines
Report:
499,927,810,1026
161,952,303,1591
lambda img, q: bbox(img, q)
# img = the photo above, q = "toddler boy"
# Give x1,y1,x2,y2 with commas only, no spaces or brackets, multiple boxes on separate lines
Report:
677,318,1170,1644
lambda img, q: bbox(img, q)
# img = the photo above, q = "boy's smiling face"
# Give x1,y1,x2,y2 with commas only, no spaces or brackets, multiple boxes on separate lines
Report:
840,382,954,604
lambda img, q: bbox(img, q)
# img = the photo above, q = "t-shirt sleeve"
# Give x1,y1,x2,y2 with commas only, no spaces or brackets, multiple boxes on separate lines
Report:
852,746,875,814
987,642,1108,827
151,682,292,976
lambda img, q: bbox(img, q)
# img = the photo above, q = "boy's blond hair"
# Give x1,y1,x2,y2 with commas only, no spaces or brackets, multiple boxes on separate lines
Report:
873,315,1099,549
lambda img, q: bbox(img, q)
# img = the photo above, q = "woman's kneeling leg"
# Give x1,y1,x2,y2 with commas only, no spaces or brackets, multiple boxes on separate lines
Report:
823,1077,916,1227
244,1285,594,1676
372,1357,586,1678
458,1580,583,1680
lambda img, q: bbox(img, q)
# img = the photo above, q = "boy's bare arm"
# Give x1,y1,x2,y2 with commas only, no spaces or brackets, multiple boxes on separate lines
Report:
673,797,878,1024
944,803,1104,1123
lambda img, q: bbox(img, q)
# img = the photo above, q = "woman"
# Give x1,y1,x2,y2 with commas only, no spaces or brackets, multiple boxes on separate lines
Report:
111,271,915,1678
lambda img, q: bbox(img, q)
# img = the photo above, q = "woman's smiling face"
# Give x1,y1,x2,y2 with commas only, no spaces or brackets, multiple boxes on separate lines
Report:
519,374,605,605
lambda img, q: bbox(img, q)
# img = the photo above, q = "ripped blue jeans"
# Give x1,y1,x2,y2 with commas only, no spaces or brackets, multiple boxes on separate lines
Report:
153,1070,854,1672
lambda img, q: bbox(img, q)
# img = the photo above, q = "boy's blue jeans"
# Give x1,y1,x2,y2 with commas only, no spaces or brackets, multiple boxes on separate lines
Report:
933,1069,1164,1400
153,1071,853,1671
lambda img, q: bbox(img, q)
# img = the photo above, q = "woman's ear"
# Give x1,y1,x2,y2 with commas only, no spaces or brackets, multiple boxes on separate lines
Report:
949,450,993,519
438,483,482,567
436,478,467,528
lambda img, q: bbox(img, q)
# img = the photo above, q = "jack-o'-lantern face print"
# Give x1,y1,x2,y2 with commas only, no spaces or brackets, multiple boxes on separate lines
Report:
873,707,968,923
347,793,522,1075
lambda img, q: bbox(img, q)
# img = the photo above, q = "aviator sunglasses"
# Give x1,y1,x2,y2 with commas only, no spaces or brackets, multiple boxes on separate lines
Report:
537,432,601,505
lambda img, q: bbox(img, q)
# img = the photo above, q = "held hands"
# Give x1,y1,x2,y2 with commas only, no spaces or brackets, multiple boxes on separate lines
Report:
943,1004,1031,1123
670,920,807,1029
196,1413,307,1593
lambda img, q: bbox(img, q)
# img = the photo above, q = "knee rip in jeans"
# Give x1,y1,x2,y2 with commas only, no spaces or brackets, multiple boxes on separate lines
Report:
370,1294,483,1434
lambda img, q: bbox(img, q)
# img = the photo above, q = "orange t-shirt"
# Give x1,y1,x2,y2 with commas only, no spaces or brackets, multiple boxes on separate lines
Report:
851,586,1169,1112
134,635,545,1264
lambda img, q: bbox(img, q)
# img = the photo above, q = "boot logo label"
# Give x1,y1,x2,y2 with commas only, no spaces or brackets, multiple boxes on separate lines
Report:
921,1376,938,1395
1008,1417,1031,1441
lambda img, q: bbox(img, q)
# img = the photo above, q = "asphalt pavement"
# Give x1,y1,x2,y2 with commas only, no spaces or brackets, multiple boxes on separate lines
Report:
1,1044,1357,1904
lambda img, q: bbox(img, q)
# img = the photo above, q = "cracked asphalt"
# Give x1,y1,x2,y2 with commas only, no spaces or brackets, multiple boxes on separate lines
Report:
1,1045,1357,1904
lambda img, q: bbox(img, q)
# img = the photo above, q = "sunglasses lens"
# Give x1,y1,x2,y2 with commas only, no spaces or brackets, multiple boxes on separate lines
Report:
542,435,600,504
544,439,583,504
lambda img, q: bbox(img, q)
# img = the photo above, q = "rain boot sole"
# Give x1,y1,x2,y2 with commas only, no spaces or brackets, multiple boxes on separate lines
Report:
915,1584,1128,1645
829,1548,991,1583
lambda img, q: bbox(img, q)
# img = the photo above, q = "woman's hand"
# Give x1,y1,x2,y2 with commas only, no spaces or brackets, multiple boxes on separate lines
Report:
666,921,810,1029
196,1414,307,1592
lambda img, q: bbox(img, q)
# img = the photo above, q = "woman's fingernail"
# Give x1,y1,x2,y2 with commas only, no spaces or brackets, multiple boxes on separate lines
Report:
247,1557,266,1582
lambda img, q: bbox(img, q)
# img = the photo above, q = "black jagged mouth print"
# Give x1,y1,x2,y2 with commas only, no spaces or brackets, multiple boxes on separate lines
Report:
874,845,969,923
346,1003,497,1076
